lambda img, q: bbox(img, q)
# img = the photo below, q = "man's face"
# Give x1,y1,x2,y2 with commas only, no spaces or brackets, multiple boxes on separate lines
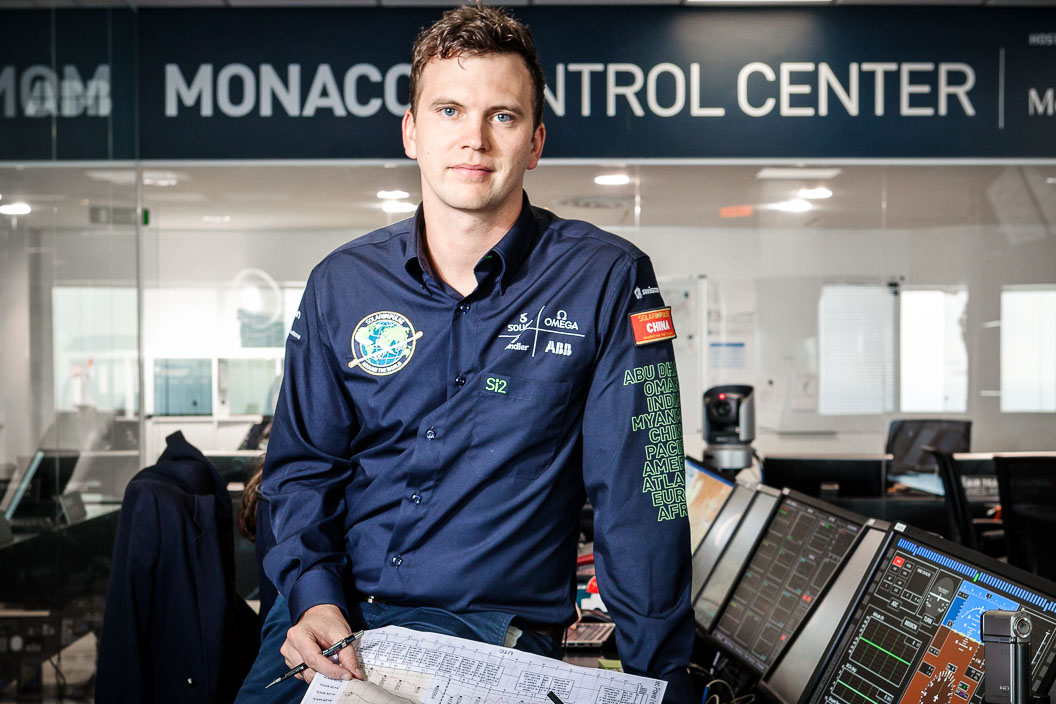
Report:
402,53,545,221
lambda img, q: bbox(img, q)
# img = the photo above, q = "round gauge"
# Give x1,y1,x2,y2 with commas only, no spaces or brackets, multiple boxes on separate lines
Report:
924,576,958,619
920,670,956,704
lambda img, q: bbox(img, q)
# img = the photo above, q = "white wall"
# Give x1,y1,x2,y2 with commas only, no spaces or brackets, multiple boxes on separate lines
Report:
618,223,1056,455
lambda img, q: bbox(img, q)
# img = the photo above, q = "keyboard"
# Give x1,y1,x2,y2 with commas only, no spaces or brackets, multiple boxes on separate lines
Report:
564,621,615,648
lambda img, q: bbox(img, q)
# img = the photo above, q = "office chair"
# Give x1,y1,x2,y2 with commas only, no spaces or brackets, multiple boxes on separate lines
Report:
923,446,1003,557
993,455,1056,582
886,419,971,474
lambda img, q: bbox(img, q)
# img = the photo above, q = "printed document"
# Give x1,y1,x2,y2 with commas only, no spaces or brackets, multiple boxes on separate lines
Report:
300,625,666,704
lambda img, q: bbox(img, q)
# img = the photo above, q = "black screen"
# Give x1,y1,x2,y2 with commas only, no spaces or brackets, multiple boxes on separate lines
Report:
809,525,1056,704
692,483,754,602
694,487,780,630
763,524,891,704
713,494,864,673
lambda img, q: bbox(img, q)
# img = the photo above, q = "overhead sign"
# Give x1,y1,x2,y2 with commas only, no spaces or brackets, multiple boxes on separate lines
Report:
1,7,1054,160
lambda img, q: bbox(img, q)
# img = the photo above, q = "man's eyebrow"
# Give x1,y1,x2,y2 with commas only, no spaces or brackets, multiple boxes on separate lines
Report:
489,104,526,116
429,97,465,108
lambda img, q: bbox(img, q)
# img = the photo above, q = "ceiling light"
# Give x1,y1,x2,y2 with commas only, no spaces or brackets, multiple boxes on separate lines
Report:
797,187,833,200
377,190,410,200
771,199,813,213
382,200,417,214
757,167,842,180
0,202,31,216
142,171,183,187
594,174,631,186
202,215,231,223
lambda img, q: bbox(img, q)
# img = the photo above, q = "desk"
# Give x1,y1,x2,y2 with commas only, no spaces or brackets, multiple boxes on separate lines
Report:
0,504,120,607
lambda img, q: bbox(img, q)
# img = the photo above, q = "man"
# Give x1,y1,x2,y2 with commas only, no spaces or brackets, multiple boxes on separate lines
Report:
236,5,694,702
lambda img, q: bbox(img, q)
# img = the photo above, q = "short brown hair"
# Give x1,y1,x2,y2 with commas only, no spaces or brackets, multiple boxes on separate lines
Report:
409,4,546,128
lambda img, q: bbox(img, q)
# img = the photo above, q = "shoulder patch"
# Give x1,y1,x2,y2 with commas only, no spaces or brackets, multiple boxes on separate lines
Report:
629,307,676,346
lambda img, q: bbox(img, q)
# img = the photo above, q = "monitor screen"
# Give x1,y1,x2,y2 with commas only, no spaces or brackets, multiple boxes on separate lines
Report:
686,457,736,553
712,493,865,674
762,523,892,704
1,451,79,522
762,457,887,498
808,524,1056,704
694,486,781,630
886,420,971,474
692,483,755,603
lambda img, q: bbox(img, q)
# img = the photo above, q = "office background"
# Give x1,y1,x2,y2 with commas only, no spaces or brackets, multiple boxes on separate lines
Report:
0,1,1054,697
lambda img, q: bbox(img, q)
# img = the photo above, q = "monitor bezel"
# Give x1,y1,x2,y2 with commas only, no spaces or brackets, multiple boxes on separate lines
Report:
691,482,758,605
694,483,783,632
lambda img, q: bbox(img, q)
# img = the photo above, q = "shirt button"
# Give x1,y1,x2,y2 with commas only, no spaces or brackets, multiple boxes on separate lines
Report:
411,493,422,504
455,375,466,387
425,427,436,440
459,303,471,313
391,555,403,567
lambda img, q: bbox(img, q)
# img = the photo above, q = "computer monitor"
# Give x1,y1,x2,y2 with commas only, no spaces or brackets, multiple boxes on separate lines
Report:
711,491,866,674
694,485,781,630
886,419,971,474
762,456,887,498
692,483,756,604
807,523,1056,704
203,452,263,483
759,521,892,704
686,456,736,553
1,451,79,522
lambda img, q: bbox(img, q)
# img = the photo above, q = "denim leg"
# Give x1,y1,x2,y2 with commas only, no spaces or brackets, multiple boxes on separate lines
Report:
234,594,305,704
361,602,563,660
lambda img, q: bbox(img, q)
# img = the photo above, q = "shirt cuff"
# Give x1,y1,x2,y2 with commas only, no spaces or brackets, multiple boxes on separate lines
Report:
287,568,349,625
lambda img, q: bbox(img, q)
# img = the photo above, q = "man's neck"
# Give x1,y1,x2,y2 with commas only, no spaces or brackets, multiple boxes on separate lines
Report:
421,197,522,298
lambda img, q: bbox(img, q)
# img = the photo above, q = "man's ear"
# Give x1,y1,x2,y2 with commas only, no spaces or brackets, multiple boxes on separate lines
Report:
402,109,418,160
526,122,545,171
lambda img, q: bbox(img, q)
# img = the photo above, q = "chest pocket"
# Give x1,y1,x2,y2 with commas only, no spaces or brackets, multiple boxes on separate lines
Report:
470,373,573,481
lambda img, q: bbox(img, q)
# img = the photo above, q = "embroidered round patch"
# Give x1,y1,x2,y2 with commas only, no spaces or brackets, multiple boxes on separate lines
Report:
349,311,420,376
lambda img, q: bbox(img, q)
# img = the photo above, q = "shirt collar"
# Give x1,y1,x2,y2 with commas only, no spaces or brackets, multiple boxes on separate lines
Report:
402,192,537,295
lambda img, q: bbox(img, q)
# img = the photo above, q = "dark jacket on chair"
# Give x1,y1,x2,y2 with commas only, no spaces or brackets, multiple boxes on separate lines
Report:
97,431,259,703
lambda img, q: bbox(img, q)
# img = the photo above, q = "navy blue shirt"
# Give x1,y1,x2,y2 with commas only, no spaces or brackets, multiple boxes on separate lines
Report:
263,195,693,696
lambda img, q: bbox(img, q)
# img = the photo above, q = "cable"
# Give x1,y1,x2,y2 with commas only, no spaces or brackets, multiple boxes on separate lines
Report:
46,654,67,699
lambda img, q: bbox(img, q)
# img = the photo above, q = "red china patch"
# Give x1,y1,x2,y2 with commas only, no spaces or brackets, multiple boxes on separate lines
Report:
629,307,676,346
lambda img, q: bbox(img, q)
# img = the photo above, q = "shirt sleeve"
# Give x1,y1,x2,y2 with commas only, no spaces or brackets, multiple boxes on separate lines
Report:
581,254,695,703
262,268,360,626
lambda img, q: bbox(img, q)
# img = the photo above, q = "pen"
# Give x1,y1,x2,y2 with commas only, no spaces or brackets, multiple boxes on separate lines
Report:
547,691,566,704
264,630,366,689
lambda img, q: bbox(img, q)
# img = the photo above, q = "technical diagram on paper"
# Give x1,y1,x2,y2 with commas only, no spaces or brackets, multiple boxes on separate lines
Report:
300,625,666,704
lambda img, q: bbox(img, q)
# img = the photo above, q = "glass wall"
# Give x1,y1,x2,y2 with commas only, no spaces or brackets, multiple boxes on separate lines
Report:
7,161,1054,475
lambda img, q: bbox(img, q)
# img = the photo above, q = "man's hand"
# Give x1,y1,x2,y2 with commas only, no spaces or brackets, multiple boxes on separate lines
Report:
281,604,364,683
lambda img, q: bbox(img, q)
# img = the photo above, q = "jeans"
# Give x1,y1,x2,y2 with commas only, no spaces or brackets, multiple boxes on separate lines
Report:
235,595,563,703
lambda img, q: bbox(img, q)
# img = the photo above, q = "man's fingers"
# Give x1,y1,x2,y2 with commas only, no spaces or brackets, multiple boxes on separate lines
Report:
306,650,353,681
336,645,364,680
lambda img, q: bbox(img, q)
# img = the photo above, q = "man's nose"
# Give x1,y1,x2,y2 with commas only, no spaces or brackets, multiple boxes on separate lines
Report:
461,115,489,151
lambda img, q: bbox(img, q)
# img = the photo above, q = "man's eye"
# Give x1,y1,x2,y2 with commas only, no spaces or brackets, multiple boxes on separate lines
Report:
440,107,457,117
494,113,512,123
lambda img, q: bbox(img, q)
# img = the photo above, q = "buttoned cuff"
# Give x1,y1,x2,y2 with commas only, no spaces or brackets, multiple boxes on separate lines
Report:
287,568,349,625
